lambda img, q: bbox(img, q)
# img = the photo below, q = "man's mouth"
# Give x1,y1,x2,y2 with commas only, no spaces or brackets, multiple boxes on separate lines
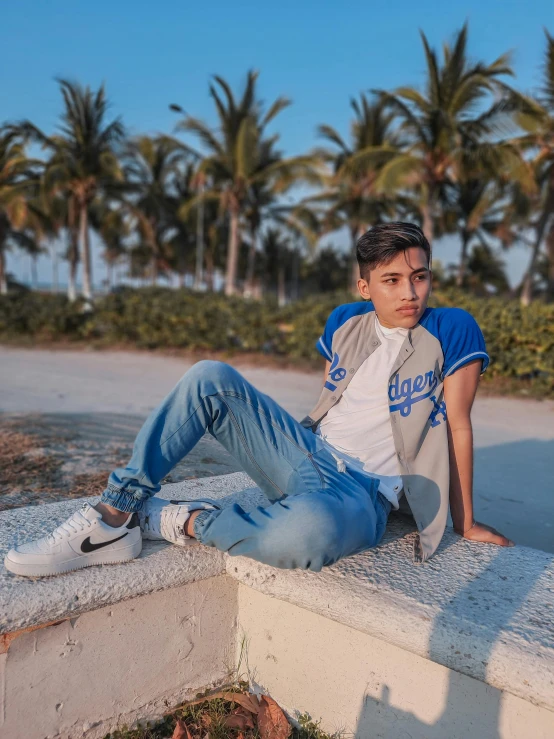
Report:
397,306,419,315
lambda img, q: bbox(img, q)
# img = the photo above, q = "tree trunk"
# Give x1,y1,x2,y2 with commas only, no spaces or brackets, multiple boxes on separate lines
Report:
520,212,549,306
421,202,434,245
0,250,7,295
349,227,361,293
51,245,59,293
68,259,77,301
67,230,79,302
151,255,158,286
291,246,299,302
79,204,93,304
546,222,554,300
225,209,240,297
205,248,215,291
456,229,471,287
194,191,205,290
277,266,286,308
31,255,38,289
244,227,257,297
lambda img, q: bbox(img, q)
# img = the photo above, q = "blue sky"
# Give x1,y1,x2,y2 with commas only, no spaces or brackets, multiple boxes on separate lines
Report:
3,0,553,287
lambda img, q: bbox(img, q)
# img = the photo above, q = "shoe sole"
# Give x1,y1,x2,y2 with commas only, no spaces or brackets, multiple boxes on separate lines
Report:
4,537,143,577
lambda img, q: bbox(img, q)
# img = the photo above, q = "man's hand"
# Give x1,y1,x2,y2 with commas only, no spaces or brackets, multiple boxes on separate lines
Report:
443,360,516,550
454,520,514,547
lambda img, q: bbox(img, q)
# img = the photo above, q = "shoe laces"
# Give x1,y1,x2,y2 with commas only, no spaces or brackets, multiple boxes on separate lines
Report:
160,506,189,542
46,509,94,544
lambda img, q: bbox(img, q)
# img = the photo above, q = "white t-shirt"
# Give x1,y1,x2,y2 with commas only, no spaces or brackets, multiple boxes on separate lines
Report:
316,318,407,509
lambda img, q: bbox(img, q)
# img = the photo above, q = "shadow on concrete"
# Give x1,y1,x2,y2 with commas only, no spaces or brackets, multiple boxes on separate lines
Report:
473,439,554,554
350,440,554,739
352,544,548,738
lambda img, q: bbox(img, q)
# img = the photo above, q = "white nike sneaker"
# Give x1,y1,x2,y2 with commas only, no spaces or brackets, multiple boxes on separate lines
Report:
139,497,220,546
4,502,142,577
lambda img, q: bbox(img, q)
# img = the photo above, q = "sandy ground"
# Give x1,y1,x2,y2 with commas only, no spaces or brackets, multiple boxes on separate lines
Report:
1,347,553,554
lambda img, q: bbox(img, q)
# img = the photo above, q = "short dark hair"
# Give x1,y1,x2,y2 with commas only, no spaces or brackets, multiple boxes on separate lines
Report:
356,222,431,279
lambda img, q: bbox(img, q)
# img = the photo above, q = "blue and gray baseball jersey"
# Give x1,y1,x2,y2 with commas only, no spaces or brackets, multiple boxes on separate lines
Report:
302,302,488,561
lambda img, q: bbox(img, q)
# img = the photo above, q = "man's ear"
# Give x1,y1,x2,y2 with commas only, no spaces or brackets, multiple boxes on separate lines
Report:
357,276,371,300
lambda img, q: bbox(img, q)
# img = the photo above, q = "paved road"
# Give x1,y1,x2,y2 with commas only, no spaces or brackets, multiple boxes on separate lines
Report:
1,347,553,553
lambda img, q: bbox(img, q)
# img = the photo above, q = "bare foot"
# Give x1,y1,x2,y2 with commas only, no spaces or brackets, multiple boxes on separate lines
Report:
184,509,202,538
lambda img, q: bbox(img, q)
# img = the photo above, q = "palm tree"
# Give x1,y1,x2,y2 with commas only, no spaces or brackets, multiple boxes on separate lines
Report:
447,137,532,286
17,79,125,304
175,70,315,295
466,242,510,294
89,201,129,290
546,219,554,298
261,227,294,306
0,130,39,293
515,30,554,304
166,159,200,286
312,94,399,290
243,180,272,297
123,135,193,284
20,190,64,290
356,24,515,245
242,135,297,296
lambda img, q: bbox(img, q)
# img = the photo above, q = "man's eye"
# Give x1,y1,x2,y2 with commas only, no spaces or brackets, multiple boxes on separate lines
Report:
414,275,427,281
385,279,397,284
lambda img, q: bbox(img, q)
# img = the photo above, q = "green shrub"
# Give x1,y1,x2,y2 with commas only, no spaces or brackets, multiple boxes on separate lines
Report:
431,289,554,392
1,287,552,395
0,292,89,339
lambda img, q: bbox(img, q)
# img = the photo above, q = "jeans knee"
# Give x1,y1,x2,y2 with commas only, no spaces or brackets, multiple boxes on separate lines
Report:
264,497,342,571
181,360,238,393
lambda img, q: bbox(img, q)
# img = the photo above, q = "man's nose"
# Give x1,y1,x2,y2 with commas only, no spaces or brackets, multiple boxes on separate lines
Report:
401,280,417,300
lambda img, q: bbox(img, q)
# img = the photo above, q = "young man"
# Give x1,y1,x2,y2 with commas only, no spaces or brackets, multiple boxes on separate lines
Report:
5,222,513,578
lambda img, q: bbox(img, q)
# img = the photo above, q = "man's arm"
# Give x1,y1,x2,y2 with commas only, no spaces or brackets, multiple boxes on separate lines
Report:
323,360,331,386
444,359,514,547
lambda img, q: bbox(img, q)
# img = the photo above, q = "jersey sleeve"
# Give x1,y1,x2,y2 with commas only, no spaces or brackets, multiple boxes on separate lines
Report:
315,310,337,360
315,304,351,360
440,308,489,378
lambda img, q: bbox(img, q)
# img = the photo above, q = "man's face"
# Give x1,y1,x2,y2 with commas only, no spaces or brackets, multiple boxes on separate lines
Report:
357,246,432,329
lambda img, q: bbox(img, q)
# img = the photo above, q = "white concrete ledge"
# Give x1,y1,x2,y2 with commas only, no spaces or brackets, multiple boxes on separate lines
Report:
1,473,257,633
228,521,554,712
1,472,553,733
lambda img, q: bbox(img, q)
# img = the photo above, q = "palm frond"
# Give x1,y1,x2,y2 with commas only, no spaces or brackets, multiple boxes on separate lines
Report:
316,124,348,152
419,30,441,106
235,117,259,179
177,117,225,158
374,153,422,195
262,97,291,127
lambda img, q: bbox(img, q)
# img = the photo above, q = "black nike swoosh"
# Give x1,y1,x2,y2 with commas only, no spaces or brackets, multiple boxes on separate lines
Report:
81,532,129,553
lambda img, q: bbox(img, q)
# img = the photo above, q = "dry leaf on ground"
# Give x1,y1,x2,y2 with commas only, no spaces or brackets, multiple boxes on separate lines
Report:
180,690,260,714
172,719,192,739
223,711,255,731
257,695,291,739
226,692,260,715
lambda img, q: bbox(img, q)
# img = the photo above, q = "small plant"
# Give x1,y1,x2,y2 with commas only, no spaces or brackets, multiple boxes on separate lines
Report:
102,637,343,739
102,683,343,739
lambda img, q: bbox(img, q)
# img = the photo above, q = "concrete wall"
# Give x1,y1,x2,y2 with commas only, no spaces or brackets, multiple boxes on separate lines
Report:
237,584,554,739
1,576,237,739
2,476,553,739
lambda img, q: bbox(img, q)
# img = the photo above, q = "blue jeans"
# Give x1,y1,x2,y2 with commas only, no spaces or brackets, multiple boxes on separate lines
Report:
100,361,391,572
